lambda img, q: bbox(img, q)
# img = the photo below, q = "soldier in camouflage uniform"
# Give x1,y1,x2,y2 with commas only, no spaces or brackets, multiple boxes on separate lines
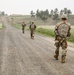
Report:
29,21,36,39
22,21,26,34
54,14,71,63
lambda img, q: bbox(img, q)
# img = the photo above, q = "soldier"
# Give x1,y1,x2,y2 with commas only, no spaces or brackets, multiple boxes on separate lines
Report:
54,14,71,63
22,21,26,34
29,21,36,39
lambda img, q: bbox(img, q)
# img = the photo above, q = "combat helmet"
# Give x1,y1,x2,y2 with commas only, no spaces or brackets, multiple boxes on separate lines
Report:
61,14,68,20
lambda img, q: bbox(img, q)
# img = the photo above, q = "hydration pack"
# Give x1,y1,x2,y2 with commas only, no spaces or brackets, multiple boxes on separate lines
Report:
57,23,69,38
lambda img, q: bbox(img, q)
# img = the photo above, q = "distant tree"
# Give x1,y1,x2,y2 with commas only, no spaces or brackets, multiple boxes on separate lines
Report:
63,8,68,14
54,8,59,14
37,10,48,21
53,14,59,20
53,8,59,20
41,15,48,22
36,9,40,18
35,8,72,21
30,10,35,17
50,10,54,17
39,11,43,19
67,10,72,14
45,9,49,16
67,9,72,19
60,10,63,16
1,11,5,15
63,8,72,19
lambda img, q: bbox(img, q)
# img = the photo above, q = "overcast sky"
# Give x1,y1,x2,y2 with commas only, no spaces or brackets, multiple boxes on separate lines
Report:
0,0,74,15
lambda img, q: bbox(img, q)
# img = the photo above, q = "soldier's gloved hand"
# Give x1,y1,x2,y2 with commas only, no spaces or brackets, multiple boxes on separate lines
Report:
67,32,71,37
54,30,58,35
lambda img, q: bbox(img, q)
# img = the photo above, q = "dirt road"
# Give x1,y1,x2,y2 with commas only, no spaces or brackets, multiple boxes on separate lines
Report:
0,17,74,75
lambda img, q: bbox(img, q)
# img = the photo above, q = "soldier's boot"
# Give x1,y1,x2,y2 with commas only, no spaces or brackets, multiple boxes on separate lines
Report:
61,49,67,63
32,34,34,39
23,30,24,34
61,55,66,63
31,33,32,39
54,54,59,60
33,35,34,39
54,49,59,60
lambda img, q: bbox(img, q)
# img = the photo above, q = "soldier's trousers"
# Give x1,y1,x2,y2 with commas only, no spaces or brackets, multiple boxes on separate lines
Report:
22,27,25,33
55,36,67,58
30,29,34,39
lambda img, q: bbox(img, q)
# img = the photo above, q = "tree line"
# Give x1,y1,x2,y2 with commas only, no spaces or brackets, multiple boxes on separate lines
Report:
0,11,5,15
30,8,72,21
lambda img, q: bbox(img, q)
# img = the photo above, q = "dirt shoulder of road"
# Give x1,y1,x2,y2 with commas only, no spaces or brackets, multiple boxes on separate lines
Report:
68,42,74,47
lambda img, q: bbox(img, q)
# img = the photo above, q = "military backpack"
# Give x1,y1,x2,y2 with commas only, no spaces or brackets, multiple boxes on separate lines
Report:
57,23,70,38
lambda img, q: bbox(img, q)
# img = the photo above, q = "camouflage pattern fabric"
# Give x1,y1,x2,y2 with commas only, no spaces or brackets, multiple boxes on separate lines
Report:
54,14,71,63
54,22,70,63
29,24,36,39
30,29,35,39
54,36,67,63
22,24,26,30
57,23,70,38
22,23,26,34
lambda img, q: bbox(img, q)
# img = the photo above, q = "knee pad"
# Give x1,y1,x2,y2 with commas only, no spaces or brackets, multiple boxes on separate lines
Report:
62,49,67,56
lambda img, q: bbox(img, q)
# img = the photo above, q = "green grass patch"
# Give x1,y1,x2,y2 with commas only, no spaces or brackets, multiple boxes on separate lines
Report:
36,27,74,43
0,23,3,29
36,28,54,37
12,23,29,30
67,29,74,43
14,24,22,29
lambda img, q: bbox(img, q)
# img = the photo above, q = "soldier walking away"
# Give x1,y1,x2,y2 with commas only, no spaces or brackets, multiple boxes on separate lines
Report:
54,14,71,63
22,21,26,34
29,21,36,39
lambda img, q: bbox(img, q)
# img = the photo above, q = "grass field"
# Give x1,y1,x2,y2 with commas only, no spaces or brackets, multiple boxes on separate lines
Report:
0,23,3,29
36,26,74,43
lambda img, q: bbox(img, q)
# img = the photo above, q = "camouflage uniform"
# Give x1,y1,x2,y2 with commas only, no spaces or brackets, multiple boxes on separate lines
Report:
22,22,26,34
54,14,71,63
29,22,36,39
